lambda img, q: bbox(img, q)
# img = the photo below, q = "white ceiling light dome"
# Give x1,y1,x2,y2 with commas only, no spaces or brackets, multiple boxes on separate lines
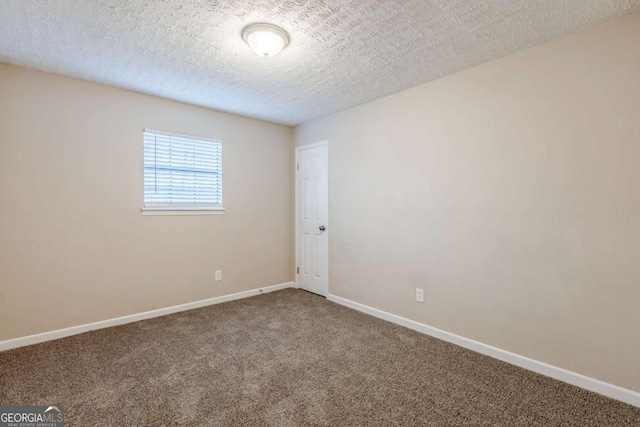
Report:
242,23,290,58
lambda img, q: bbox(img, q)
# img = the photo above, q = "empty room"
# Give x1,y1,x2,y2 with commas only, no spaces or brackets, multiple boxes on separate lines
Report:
1,1,640,426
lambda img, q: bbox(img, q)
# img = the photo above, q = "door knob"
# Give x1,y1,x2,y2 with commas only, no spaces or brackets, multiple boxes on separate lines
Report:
319,225,326,232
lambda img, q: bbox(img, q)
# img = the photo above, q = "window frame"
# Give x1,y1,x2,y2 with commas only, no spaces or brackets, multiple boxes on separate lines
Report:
141,128,224,216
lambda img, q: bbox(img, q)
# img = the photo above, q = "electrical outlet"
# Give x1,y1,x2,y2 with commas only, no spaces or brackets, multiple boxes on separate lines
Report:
415,288,424,303
215,270,222,282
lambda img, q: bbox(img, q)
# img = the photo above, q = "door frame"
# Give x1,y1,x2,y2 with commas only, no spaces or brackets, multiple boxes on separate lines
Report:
294,140,329,294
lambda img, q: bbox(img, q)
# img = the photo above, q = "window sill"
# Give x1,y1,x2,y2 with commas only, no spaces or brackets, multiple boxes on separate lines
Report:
141,207,225,216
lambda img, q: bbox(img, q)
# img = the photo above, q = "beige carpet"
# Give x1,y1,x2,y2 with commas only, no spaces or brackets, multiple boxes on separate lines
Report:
1,289,639,426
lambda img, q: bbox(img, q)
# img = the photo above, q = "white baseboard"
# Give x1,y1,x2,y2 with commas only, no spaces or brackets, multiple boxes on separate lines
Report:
0,282,295,352
327,293,640,408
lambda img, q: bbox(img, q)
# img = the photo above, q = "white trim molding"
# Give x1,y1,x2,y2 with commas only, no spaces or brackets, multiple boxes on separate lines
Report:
296,140,329,151
141,207,225,216
327,293,640,408
0,282,295,352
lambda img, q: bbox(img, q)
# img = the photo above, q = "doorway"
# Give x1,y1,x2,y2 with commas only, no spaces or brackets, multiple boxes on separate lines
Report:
295,141,329,297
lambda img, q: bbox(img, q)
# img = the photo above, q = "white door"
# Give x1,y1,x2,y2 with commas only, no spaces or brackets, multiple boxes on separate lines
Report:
296,142,329,296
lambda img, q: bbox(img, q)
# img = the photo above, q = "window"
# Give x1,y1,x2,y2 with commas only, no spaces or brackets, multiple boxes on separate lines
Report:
143,129,223,214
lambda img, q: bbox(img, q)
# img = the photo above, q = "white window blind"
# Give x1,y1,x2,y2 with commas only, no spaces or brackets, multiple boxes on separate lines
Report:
144,129,222,209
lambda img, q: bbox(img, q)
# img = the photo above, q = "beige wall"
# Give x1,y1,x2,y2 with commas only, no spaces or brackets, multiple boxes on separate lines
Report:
0,64,294,341
295,13,640,392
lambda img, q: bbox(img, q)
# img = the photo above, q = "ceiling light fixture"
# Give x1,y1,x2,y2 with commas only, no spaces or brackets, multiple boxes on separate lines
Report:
242,23,289,58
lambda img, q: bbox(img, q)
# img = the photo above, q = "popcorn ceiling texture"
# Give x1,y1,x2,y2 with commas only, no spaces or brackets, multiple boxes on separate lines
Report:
0,1,638,125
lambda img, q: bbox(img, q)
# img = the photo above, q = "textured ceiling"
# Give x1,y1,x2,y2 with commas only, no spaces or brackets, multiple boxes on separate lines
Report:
0,1,638,125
